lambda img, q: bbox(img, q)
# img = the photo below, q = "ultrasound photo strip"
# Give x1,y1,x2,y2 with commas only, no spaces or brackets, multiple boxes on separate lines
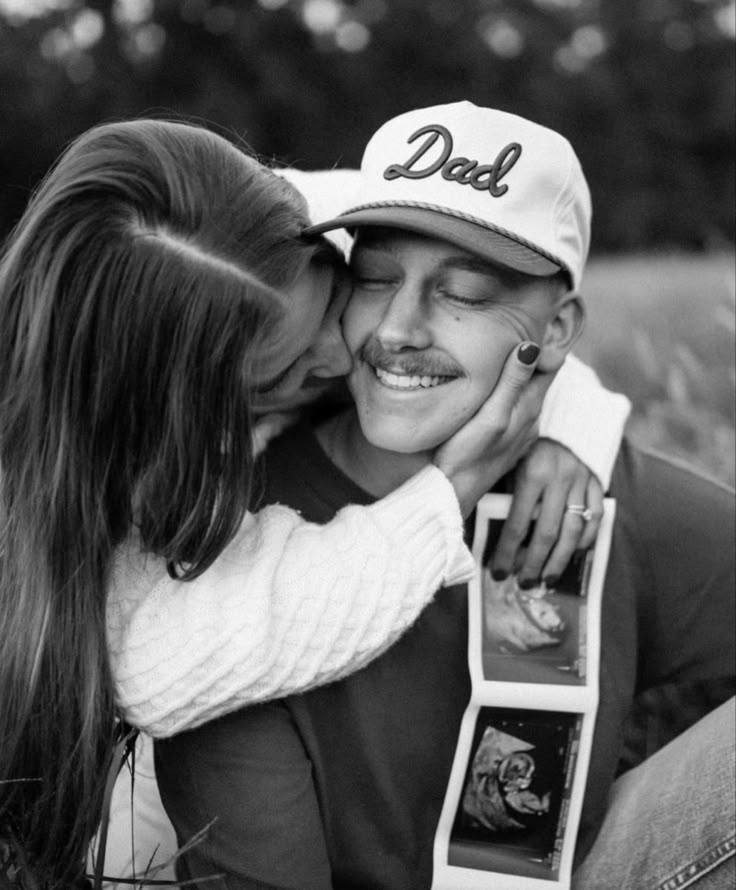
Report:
431,494,615,890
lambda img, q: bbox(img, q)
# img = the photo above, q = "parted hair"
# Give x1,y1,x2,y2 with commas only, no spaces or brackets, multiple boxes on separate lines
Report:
0,119,322,885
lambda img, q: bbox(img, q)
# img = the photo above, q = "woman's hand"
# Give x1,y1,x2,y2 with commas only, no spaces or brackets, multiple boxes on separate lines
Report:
491,439,604,586
434,343,553,518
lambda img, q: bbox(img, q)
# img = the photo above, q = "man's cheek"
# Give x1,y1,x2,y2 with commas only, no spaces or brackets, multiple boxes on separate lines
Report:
341,298,381,343
339,314,359,353
342,323,369,363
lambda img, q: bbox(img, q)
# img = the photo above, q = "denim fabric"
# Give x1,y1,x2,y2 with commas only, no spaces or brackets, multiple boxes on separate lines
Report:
573,697,735,890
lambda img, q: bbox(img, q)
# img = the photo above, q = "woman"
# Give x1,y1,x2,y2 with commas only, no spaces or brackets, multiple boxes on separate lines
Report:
0,119,625,886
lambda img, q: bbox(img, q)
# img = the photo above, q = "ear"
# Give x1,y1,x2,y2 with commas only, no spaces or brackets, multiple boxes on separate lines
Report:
537,292,585,373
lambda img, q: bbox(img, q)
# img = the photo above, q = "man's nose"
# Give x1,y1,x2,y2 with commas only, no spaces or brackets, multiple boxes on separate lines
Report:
308,317,353,378
374,285,432,350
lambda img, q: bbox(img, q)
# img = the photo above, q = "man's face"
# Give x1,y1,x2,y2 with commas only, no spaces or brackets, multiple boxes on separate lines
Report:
343,228,560,453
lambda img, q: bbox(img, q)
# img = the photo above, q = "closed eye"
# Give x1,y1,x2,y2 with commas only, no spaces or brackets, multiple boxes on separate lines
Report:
350,250,398,290
438,289,489,307
353,275,396,289
442,292,484,306
253,362,297,395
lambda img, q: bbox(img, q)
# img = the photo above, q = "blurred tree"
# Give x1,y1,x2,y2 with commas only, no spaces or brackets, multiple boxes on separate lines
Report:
0,0,733,252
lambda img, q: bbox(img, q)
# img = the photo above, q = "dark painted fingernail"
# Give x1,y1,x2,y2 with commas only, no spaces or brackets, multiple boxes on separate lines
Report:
491,569,509,582
544,575,559,587
518,577,538,590
517,342,540,366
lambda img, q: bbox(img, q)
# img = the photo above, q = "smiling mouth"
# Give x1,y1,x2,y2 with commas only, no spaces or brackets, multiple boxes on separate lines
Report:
373,366,454,390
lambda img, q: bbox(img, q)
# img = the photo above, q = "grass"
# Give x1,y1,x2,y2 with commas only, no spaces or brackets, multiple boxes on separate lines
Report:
575,251,735,488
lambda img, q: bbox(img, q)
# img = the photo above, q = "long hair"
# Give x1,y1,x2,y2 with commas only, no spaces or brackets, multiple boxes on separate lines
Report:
0,120,319,885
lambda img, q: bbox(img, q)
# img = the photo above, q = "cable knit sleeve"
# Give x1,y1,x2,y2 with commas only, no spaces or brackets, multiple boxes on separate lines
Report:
539,354,631,491
107,465,473,738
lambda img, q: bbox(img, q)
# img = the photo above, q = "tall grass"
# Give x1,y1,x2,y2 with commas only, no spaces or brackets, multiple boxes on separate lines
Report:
576,252,735,488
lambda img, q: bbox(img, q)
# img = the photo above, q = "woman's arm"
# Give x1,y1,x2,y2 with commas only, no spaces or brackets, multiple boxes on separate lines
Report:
108,465,472,738
539,353,631,491
491,354,631,583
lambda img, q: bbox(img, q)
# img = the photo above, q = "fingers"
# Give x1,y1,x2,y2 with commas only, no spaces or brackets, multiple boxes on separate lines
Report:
478,342,555,435
494,439,606,586
491,473,543,580
539,475,604,582
537,474,590,583
448,342,552,465
435,343,534,468
434,342,548,516
487,341,542,420
577,475,604,552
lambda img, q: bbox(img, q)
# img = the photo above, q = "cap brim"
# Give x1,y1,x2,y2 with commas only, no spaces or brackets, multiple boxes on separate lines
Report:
304,203,565,280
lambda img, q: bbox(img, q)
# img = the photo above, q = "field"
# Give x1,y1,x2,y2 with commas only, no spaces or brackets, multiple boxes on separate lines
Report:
575,252,735,488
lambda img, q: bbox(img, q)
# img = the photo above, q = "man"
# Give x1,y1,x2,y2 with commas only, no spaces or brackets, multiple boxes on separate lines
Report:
155,103,735,889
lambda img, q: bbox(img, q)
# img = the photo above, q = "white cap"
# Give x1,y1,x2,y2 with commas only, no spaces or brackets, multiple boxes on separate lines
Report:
305,101,592,289
274,167,360,256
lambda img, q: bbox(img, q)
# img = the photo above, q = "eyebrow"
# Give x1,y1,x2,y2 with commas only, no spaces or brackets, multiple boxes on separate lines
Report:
437,255,505,277
354,242,508,280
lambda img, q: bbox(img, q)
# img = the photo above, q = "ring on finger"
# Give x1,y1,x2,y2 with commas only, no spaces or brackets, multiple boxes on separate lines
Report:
565,503,594,522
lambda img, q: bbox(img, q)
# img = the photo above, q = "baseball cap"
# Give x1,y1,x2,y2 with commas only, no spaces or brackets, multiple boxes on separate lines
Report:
305,101,592,289
275,167,360,257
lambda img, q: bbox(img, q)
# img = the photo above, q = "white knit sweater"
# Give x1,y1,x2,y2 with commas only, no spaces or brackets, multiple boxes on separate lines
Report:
107,466,474,738
539,354,630,491
107,354,629,738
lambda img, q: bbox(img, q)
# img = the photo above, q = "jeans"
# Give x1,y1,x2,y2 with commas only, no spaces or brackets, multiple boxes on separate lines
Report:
573,697,735,890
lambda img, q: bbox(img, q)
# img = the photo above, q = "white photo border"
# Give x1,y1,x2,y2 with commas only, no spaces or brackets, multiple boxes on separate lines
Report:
431,495,615,890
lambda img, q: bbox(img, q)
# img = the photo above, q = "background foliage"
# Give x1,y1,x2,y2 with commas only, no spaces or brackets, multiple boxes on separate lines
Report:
1,0,734,251
1,0,734,483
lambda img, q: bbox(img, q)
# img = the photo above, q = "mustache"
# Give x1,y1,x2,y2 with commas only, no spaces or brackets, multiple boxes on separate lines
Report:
359,339,465,378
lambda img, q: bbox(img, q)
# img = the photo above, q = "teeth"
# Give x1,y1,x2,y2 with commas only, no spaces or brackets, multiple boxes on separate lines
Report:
375,368,443,389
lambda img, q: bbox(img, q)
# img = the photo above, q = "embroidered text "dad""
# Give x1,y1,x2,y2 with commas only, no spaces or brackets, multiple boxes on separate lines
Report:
383,124,522,197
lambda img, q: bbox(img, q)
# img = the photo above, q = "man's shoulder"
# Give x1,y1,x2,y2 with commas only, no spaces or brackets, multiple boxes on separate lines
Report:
609,437,735,550
611,438,734,500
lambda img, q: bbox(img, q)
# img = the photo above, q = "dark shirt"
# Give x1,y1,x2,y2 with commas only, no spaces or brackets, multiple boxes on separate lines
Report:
156,424,736,890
